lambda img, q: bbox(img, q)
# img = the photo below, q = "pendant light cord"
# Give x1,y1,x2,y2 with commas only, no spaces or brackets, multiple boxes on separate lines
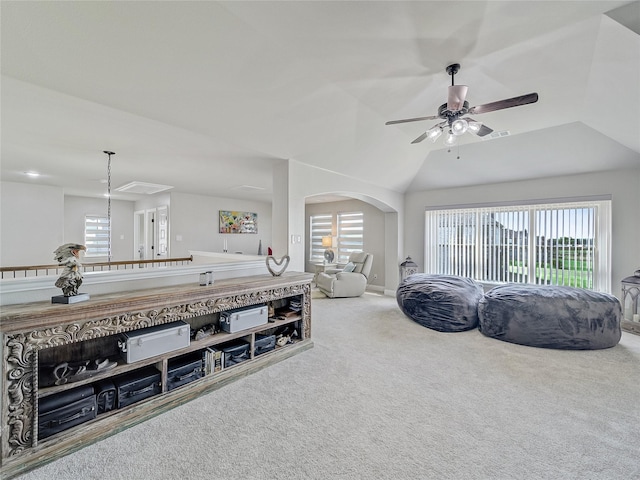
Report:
103,151,115,268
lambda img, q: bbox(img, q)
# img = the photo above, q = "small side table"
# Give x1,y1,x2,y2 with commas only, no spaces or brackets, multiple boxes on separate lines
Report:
313,263,337,286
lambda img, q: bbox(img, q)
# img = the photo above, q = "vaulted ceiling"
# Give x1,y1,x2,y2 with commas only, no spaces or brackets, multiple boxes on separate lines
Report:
2,1,639,203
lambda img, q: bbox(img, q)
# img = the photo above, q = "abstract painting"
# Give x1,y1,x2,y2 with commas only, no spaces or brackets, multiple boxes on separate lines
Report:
219,210,258,234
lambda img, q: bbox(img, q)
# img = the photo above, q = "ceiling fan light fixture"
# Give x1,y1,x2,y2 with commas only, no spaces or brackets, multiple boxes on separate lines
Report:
468,120,482,134
444,130,458,146
451,118,469,136
427,126,443,142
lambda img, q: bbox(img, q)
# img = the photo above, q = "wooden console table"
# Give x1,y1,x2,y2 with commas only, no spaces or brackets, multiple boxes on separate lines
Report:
0,273,313,479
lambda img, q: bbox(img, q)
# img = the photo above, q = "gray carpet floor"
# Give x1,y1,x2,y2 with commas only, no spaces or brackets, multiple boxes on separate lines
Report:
16,291,640,480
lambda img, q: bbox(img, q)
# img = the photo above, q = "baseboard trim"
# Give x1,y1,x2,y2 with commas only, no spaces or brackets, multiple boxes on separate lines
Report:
366,285,395,297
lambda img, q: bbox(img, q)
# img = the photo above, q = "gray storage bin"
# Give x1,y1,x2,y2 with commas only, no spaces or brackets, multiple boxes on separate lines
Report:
119,321,190,363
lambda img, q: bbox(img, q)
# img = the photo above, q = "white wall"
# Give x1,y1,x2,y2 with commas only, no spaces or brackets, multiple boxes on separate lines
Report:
64,195,135,262
0,182,64,266
134,192,171,212
0,184,135,266
305,198,386,288
404,168,640,299
169,192,272,258
271,160,291,259
0,184,272,269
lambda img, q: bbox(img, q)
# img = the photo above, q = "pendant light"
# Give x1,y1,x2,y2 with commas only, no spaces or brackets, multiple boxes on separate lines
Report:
103,151,115,267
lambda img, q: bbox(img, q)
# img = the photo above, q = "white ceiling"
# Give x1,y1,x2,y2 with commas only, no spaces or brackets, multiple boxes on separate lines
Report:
1,1,639,203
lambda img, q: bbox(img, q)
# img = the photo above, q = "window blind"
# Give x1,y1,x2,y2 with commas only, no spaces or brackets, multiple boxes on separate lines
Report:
84,215,110,257
309,214,332,261
425,199,611,292
337,212,363,263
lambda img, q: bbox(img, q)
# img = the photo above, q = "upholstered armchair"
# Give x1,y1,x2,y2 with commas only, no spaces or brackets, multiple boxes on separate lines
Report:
316,252,373,298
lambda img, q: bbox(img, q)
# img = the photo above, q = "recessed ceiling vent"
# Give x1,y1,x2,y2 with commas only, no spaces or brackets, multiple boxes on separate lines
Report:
115,181,174,194
482,130,511,141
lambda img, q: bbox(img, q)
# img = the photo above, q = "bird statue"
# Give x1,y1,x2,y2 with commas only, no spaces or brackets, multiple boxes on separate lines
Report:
53,243,87,297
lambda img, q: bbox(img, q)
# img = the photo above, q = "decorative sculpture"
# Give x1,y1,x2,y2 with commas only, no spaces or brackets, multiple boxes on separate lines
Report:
266,255,290,276
52,243,89,303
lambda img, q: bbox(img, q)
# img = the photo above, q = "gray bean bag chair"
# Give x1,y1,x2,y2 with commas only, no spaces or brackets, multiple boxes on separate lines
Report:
478,284,621,349
396,274,484,332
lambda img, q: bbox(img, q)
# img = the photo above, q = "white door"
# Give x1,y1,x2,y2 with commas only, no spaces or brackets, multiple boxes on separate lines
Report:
156,206,169,258
134,210,145,260
146,209,156,261
134,206,169,263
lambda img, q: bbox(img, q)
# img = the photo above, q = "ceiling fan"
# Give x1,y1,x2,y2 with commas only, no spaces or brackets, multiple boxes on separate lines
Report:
385,63,538,145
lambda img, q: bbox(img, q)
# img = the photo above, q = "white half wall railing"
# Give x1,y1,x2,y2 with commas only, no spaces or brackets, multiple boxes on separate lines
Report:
1,251,269,306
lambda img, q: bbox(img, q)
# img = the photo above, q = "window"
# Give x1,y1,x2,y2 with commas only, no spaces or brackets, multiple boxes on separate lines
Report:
309,214,332,261
424,198,611,292
309,211,364,263
84,215,110,257
337,212,364,263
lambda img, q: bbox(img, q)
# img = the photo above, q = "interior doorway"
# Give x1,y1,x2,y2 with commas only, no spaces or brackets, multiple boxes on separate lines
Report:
134,206,169,262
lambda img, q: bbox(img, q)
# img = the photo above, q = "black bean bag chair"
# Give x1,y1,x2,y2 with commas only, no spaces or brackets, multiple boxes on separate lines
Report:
478,284,621,349
396,274,484,332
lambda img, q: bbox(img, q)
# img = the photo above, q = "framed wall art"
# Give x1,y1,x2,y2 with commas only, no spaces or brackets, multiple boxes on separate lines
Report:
219,210,258,234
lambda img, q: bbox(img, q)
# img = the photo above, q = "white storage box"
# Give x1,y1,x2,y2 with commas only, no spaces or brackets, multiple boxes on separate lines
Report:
220,305,268,333
119,321,190,363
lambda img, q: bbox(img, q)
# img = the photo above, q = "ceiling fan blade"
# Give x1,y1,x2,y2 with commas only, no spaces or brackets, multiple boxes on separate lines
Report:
476,124,493,137
447,85,468,112
411,132,429,144
468,92,538,115
385,115,439,125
